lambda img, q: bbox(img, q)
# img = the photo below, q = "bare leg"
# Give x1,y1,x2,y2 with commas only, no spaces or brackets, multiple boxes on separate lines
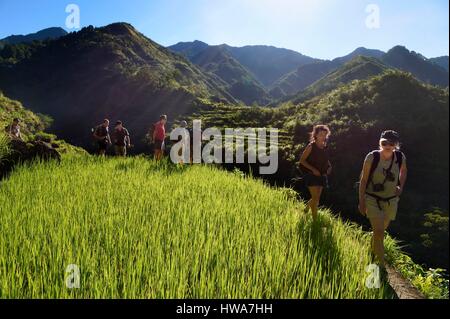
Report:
154,149,161,161
384,217,391,231
307,186,323,221
369,216,385,267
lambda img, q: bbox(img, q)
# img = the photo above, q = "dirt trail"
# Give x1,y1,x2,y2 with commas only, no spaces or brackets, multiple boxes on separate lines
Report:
385,264,425,299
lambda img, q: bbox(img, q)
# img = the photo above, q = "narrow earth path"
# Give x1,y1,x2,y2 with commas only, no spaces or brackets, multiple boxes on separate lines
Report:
385,264,425,299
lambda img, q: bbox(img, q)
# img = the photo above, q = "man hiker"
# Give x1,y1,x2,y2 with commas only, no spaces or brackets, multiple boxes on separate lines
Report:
112,120,131,157
153,115,167,161
299,125,332,222
358,130,408,268
6,118,23,141
93,119,111,156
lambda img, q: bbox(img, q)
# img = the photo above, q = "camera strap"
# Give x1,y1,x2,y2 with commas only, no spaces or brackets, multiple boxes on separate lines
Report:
368,151,395,188
380,153,395,186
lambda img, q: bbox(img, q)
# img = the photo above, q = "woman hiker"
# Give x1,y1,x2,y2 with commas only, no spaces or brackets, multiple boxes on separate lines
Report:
358,130,408,267
299,125,332,221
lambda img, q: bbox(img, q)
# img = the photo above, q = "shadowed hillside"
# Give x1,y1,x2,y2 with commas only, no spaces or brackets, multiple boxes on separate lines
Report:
0,23,237,152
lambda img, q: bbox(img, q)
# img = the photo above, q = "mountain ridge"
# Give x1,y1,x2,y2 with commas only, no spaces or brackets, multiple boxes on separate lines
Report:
0,27,68,48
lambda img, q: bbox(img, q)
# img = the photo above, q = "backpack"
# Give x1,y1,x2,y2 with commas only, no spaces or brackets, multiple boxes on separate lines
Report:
92,125,103,139
367,150,403,186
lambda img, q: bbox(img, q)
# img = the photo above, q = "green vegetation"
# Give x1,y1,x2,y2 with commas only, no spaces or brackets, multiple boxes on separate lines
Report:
189,45,272,105
0,156,397,298
169,42,319,88
0,23,448,299
0,92,85,155
0,27,67,49
0,91,51,136
381,46,449,87
182,71,449,274
0,23,238,153
385,239,449,299
0,132,10,164
291,56,389,104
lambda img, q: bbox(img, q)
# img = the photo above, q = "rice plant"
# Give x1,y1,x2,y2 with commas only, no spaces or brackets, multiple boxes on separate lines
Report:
0,156,394,298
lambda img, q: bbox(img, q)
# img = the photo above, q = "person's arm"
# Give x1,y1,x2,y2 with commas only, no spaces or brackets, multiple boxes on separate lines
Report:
126,130,131,147
396,156,408,196
299,144,321,176
358,157,372,216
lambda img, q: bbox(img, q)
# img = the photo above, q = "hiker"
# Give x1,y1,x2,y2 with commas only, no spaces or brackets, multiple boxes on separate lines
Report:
299,125,332,221
153,115,167,161
93,119,111,156
358,130,408,267
112,121,131,157
7,118,23,141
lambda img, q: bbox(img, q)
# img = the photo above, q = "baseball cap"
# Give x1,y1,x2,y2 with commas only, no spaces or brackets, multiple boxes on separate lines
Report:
380,130,400,143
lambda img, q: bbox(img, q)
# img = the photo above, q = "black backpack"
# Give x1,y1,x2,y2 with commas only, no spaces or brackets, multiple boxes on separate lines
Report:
367,150,403,186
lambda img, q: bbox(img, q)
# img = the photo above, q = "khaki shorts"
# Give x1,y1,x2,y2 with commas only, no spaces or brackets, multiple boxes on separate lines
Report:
115,145,127,156
365,195,399,221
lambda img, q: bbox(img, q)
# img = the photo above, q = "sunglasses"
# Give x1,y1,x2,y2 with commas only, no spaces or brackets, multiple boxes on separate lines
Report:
381,140,396,147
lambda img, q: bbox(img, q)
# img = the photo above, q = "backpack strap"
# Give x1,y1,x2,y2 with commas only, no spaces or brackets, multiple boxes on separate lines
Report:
395,150,404,185
395,150,403,169
367,150,380,186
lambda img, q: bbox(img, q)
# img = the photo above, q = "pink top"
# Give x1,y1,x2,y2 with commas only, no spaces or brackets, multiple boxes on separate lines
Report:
154,121,165,141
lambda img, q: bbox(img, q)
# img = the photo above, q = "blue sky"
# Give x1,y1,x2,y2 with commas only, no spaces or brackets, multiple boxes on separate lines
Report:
0,0,448,59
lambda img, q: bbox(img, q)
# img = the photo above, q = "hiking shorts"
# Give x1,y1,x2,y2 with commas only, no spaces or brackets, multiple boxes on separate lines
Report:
98,140,108,151
154,139,165,151
304,173,328,188
115,145,127,156
365,194,399,221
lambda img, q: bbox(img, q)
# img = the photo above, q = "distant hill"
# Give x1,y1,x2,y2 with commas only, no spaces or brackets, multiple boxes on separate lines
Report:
170,42,449,102
290,56,390,103
223,45,320,87
0,23,237,151
187,45,272,105
270,47,385,98
270,60,339,99
332,47,385,65
168,40,209,60
381,46,449,87
271,46,449,99
0,27,67,48
430,56,449,72
169,42,319,88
